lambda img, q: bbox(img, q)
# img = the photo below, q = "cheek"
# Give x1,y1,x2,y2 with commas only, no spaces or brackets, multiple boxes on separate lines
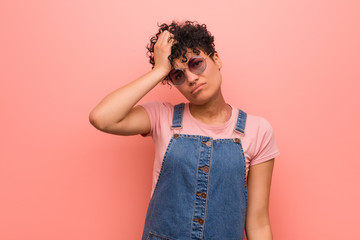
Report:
175,86,197,102
175,86,189,96
206,60,220,74
207,66,222,84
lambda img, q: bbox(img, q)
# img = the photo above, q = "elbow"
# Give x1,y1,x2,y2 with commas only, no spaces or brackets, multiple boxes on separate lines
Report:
89,111,107,131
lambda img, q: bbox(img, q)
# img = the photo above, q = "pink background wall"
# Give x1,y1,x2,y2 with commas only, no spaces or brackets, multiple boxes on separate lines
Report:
1,0,359,239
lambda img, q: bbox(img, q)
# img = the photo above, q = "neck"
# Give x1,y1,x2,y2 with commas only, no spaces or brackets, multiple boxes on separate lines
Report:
189,89,231,125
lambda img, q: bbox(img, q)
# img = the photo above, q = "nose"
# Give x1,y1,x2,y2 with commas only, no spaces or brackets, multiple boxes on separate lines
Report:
185,69,198,85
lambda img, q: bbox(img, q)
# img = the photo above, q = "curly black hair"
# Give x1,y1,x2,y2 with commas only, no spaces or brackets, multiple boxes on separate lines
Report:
146,20,216,84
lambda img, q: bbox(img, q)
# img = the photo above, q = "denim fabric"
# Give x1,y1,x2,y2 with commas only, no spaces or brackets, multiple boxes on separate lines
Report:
142,103,247,240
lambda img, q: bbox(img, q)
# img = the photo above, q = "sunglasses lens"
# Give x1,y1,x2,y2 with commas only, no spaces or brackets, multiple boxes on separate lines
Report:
169,69,185,85
168,55,208,85
189,57,206,74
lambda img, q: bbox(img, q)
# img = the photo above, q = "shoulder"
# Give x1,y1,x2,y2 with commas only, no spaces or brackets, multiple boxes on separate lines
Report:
139,102,187,128
139,101,176,119
243,113,274,139
243,113,280,164
140,101,174,112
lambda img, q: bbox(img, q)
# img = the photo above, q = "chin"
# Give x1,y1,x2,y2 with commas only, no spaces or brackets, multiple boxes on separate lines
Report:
187,95,212,105
182,86,219,105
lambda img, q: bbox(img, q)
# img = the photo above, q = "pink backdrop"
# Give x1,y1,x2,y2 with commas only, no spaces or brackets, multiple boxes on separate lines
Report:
1,0,359,239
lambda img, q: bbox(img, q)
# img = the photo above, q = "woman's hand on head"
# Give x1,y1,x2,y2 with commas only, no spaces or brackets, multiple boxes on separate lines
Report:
153,30,175,76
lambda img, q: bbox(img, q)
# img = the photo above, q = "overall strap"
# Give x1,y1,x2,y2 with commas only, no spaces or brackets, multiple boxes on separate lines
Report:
234,109,247,134
171,103,185,129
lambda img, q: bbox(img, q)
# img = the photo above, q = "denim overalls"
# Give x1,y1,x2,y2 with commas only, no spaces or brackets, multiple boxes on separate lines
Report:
142,103,248,240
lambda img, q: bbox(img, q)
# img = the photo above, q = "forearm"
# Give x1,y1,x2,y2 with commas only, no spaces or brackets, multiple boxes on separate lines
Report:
245,224,273,240
245,209,273,240
89,68,167,128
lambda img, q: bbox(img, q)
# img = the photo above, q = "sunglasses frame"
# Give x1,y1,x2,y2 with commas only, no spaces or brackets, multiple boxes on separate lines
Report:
168,52,214,86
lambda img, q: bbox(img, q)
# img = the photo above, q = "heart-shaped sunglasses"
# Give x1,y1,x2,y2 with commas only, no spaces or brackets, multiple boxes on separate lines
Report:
168,52,213,85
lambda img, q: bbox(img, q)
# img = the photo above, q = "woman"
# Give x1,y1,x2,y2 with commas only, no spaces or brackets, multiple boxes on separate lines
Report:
89,21,280,240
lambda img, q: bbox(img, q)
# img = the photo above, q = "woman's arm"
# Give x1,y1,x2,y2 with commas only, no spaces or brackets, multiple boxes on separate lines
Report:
245,158,275,240
89,31,174,136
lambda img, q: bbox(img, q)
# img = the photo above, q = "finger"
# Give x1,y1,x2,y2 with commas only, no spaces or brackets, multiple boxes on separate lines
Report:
157,31,169,45
167,33,176,44
155,33,166,47
169,37,177,44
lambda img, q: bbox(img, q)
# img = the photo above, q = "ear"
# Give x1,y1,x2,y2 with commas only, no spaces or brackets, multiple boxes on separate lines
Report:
212,52,222,70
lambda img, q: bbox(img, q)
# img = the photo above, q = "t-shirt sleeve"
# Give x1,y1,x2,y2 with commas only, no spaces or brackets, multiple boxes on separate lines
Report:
139,101,172,137
250,117,280,165
139,101,160,137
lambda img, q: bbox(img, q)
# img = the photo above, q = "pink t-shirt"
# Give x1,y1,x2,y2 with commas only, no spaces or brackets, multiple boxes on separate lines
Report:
141,102,280,197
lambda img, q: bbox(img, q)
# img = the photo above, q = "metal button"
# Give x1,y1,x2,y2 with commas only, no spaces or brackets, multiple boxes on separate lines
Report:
196,192,207,198
173,134,179,139
205,141,212,147
199,166,210,172
234,138,240,144
193,218,204,225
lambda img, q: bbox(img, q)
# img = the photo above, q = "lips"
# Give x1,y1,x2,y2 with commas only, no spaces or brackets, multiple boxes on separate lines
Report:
191,83,206,94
